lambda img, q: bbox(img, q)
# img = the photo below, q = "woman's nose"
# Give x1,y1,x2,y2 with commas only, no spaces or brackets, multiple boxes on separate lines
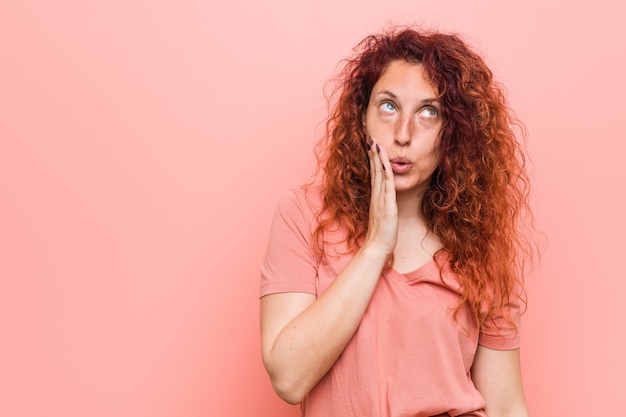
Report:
394,116,412,145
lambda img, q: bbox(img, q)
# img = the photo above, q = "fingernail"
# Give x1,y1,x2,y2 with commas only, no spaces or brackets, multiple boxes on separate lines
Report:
366,141,371,150
376,143,380,153
382,164,386,171
367,136,373,146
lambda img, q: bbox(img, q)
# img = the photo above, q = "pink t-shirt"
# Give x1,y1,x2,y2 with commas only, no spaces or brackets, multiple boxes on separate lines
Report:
260,185,521,417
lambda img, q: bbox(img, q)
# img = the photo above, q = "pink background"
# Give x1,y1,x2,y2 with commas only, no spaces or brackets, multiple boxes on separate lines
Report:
1,1,624,416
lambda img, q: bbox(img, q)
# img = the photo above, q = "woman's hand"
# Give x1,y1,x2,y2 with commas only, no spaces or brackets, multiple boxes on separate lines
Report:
364,136,398,258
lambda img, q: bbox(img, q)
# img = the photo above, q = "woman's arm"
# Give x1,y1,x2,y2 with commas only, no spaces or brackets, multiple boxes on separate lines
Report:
260,245,388,404
260,140,396,404
471,346,530,417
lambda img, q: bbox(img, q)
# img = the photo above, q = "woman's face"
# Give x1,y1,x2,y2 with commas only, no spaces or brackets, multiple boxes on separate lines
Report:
363,60,443,197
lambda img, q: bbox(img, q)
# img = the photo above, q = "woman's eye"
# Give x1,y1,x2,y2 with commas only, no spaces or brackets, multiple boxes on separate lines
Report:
380,102,397,112
419,106,438,118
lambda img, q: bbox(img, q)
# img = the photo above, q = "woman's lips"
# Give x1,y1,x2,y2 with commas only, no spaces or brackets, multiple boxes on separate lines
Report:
390,157,411,174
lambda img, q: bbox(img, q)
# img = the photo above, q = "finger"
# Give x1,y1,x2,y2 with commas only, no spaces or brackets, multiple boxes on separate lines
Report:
367,147,378,195
373,142,395,197
368,141,384,196
370,141,382,172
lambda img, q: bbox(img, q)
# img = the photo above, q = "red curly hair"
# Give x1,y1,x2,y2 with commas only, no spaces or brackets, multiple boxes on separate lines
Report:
312,27,536,330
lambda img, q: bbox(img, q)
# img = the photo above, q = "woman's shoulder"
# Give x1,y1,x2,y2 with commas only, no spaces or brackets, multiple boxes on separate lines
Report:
276,183,324,218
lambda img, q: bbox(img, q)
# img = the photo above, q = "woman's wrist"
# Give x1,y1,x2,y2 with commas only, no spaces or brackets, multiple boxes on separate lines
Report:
358,242,392,267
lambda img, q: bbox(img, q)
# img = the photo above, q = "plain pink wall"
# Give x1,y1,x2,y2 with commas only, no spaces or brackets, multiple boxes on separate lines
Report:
1,1,624,416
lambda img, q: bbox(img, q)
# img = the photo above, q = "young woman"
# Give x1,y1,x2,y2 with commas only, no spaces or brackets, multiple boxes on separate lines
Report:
260,27,535,417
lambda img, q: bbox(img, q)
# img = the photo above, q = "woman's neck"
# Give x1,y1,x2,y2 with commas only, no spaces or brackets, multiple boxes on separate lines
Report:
395,189,426,222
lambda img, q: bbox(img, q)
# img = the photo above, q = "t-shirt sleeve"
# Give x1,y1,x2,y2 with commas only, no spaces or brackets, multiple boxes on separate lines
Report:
259,189,319,297
477,292,523,350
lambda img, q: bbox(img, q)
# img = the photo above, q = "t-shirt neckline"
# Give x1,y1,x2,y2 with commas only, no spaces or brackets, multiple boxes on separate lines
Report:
388,256,438,283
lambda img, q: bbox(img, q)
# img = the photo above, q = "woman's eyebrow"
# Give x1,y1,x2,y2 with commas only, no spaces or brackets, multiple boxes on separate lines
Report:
376,90,440,104
377,90,399,99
